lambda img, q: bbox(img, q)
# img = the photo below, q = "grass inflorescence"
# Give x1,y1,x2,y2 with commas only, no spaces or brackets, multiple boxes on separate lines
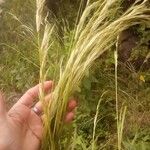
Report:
35,0,150,149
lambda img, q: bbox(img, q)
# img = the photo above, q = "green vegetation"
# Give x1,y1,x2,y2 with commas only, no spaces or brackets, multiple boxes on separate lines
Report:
0,0,150,149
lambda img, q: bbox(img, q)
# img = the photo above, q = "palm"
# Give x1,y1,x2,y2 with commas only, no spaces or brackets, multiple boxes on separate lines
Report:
7,103,42,150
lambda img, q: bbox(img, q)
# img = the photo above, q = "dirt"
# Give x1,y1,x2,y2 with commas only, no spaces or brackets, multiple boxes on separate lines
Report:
118,0,150,71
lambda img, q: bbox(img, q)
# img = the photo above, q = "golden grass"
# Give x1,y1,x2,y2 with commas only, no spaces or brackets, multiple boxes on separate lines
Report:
35,0,150,149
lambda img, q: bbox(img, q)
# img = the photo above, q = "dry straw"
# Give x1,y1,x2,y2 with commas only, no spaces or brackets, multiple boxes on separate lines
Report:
35,0,150,149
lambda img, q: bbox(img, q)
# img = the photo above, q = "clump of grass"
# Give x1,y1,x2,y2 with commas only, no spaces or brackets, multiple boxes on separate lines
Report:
35,0,150,149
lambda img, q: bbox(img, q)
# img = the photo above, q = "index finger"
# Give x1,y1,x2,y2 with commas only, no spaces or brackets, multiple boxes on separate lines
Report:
17,81,53,107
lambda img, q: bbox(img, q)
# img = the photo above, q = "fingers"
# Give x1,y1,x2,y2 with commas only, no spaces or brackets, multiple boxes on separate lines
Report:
67,99,78,112
64,112,74,123
65,99,78,123
0,92,6,117
33,97,77,123
18,81,53,107
7,82,53,124
32,94,51,116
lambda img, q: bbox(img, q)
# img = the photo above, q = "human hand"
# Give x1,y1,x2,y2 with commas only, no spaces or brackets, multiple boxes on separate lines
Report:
0,81,77,150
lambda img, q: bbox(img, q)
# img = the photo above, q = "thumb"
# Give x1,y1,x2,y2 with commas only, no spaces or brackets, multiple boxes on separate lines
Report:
0,92,6,117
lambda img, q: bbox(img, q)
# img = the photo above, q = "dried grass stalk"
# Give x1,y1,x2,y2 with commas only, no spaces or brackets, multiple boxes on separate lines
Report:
36,0,54,102
36,0,45,32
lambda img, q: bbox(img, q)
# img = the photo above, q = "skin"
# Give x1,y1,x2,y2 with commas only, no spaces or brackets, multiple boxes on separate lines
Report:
0,81,77,150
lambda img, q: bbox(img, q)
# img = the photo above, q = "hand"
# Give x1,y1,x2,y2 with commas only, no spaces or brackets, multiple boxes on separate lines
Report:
0,81,77,150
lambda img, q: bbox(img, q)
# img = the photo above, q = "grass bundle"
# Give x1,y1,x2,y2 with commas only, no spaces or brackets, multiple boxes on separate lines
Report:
35,0,150,149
